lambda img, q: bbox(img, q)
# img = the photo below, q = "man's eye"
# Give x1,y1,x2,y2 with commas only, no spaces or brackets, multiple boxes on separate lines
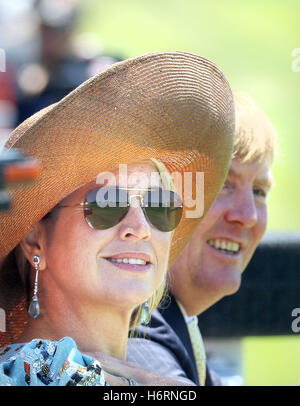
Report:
253,188,266,198
222,181,233,190
222,181,228,188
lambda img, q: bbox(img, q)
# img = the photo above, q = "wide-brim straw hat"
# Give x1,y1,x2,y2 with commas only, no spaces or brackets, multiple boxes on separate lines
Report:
0,51,234,348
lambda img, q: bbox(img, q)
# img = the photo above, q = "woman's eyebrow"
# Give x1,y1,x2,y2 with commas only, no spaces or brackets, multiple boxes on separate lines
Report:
119,186,161,191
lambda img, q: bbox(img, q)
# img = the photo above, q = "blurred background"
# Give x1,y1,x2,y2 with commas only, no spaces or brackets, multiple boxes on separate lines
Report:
0,0,299,385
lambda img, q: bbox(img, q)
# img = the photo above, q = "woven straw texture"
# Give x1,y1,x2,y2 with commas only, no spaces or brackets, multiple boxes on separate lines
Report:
0,51,235,347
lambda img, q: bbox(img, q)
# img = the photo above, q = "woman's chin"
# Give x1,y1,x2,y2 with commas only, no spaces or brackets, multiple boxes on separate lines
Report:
101,284,153,308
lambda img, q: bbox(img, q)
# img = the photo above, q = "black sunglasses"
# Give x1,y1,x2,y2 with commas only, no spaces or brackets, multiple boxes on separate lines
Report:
59,186,183,232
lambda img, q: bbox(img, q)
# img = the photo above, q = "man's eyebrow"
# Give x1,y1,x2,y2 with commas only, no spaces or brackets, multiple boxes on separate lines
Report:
226,166,239,178
227,167,274,188
254,177,274,189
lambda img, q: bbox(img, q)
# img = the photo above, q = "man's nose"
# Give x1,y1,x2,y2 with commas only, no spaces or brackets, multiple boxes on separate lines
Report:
225,189,258,228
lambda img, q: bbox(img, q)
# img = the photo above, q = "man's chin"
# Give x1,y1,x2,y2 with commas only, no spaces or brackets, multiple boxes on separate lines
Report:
200,268,242,298
224,279,241,296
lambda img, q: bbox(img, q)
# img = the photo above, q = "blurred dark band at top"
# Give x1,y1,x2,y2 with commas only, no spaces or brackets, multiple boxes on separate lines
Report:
0,0,124,148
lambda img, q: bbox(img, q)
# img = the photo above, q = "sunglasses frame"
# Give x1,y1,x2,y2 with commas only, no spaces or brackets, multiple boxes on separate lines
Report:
57,186,183,232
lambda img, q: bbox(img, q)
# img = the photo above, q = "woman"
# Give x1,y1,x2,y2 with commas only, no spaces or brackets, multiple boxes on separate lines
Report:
0,51,235,386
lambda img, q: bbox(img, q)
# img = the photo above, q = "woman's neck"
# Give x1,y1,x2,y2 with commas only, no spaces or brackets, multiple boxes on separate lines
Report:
18,294,132,360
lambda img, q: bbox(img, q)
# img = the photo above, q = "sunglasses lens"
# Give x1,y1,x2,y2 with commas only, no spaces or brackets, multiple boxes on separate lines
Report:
144,189,183,232
84,187,129,230
84,204,129,230
84,187,183,232
144,206,182,232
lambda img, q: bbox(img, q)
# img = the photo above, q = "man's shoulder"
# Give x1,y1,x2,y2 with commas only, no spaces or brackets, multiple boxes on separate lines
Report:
127,306,196,384
128,300,199,384
128,298,220,386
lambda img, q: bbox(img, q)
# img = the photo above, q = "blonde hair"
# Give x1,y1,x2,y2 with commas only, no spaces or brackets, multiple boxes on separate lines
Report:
233,92,277,165
129,158,175,332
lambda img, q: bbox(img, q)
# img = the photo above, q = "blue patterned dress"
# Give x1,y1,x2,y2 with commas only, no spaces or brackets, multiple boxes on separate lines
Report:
0,336,108,386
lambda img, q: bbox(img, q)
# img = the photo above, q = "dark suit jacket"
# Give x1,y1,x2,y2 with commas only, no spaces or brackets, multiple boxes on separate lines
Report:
127,296,214,385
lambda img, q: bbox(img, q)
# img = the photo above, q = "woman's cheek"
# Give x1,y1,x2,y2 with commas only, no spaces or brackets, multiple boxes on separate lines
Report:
156,232,172,268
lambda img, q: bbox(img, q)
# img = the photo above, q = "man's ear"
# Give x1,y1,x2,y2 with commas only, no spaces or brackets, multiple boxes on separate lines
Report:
19,223,47,270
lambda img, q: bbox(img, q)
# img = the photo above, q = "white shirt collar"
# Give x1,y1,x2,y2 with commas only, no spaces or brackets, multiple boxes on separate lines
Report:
176,299,197,324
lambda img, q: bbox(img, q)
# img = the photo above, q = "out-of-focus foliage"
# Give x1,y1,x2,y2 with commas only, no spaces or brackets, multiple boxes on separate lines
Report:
79,0,300,231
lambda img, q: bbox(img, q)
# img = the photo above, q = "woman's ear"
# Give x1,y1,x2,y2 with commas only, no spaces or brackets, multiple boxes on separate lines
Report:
19,222,47,270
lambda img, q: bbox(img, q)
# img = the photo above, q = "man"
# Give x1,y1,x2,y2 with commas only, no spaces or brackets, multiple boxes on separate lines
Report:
127,92,277,385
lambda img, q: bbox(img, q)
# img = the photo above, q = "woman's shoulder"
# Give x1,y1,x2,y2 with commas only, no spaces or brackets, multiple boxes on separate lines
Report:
0,337,108,386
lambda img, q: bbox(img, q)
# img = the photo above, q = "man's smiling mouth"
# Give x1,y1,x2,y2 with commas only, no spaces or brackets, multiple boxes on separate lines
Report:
207,239,241,255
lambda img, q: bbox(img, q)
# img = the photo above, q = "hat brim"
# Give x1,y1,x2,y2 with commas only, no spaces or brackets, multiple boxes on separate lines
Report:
0,51,235,264
0,51,235,349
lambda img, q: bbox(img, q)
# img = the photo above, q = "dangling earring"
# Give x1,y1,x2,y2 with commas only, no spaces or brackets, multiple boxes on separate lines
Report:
141,301,150,325
28,255,40,319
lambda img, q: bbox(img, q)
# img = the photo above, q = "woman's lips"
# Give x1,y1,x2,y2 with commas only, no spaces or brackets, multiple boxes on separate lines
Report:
103,252,153,271
105,259,152,271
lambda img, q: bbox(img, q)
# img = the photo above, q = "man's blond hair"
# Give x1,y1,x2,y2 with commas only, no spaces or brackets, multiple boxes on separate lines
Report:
233,92,277,165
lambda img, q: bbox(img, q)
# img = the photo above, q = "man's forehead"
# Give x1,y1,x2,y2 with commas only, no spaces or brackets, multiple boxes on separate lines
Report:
228,158,273,186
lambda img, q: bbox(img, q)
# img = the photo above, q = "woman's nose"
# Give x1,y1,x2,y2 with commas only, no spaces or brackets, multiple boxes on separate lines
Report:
118,204,152,241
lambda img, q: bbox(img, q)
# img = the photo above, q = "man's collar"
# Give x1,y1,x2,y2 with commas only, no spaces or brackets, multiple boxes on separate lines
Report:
176,299,197,324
